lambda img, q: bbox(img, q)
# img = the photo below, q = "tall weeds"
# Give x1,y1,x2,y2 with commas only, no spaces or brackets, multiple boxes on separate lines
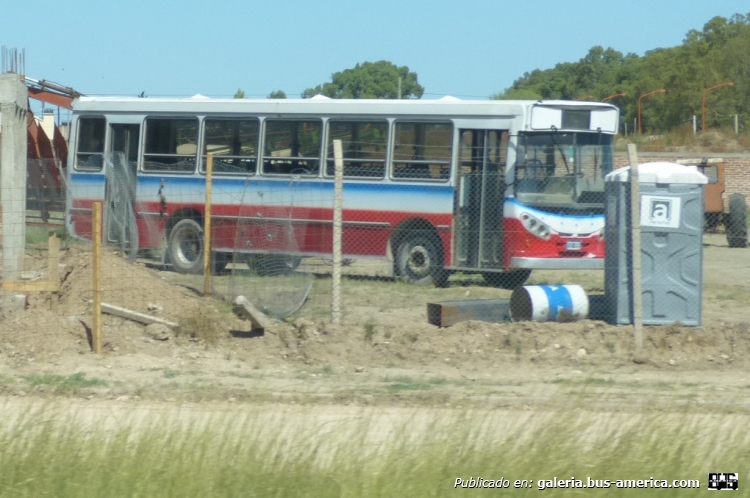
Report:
0,401,744,496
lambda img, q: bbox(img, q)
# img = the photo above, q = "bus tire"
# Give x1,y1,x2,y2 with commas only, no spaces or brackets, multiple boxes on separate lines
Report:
168,218,204,274
482,270,531,290
726,193,748,248
395,234,444,286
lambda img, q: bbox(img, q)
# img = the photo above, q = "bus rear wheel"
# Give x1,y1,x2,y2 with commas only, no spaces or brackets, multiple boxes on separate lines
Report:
482,270,531,290
395,234,444,286
168,218,204,274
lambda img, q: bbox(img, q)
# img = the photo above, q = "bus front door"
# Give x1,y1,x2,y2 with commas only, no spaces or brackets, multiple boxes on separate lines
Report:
104,123,140,260
454,129,508,269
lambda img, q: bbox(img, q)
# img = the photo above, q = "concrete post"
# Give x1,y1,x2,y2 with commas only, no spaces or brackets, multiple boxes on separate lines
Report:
0,73,28,283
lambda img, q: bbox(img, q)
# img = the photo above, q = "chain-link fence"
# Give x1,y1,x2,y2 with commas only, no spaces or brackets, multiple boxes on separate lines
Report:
3,145,750,355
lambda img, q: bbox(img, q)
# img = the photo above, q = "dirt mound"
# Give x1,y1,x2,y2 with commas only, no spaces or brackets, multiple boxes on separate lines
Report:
57,246,203,323
1,244,749,383
266,316,749,372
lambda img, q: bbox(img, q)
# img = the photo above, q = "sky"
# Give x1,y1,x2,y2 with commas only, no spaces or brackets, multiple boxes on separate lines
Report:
4,0,749,104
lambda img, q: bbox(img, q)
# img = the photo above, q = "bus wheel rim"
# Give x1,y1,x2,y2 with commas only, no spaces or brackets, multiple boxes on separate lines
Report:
175,229,202,265
407,246,431,277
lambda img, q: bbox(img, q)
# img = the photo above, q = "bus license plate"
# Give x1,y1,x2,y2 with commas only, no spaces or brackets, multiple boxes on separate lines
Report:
566,240,582,251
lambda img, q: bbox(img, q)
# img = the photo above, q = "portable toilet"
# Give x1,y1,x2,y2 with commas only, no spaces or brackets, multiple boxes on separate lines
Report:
604,162,707,326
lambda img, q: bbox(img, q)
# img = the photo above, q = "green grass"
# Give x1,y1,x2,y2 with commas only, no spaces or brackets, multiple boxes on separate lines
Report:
25,373,107,394
363,321,376,342
25,226,68,246
381,375,442,393
0,402,744,497
552,377,615,386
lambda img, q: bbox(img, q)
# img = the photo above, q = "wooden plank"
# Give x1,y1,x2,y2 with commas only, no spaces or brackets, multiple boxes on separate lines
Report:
232,296,270,330
101,302,178,328
1,280,60,292
427,299,511,327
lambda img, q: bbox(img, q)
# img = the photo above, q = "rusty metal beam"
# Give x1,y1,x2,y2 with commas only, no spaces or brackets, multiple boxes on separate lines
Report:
27,86,74,109
427,299,511,327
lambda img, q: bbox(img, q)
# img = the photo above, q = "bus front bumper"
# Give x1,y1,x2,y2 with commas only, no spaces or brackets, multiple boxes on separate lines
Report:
510,257,604,270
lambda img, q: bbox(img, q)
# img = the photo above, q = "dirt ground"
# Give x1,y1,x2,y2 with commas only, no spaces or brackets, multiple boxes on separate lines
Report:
0,232,749,414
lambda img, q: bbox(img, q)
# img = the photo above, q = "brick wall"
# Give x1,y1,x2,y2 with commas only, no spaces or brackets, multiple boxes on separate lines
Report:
614,152,750,209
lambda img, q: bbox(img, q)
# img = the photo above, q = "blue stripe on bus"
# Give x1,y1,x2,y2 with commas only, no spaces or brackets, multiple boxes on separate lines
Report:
506,198,603,220
69,173,455,212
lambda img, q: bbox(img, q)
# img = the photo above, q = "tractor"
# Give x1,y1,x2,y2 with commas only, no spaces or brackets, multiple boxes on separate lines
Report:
678,158,747,248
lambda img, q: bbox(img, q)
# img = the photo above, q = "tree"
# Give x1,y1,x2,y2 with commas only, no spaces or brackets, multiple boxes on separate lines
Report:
302,61,424,99
268,90,287,99
492,88,542,100
234,88,245,99
493,12,750,132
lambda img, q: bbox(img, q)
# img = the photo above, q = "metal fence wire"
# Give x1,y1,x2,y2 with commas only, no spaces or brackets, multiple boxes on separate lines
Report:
103,152,138,262
228,175,316,318
4,141,750,350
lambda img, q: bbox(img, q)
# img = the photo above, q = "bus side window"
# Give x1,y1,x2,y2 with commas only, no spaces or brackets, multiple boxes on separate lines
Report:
75,117,106,171
263,120,321,176
326,120,387,178
142,118,199,173
203,118,259,175
392,122,452,181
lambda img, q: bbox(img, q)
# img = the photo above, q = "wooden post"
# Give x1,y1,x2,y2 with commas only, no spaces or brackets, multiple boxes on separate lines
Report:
204,153,213,296
48,231,60,311
331,140,343,324
627,144,643,351
92,202,103,354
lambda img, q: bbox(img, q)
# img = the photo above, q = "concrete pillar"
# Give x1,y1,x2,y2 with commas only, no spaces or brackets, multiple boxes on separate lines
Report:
0,73,28,282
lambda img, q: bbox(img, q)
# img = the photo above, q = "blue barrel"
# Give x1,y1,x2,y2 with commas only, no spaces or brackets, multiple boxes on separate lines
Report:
510,285,589,322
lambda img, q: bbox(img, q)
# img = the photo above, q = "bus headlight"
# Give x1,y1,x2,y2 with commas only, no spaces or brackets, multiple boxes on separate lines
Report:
520,212,552,240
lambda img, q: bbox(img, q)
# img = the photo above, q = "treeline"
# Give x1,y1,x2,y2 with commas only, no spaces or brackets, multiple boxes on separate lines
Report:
495,13,750,133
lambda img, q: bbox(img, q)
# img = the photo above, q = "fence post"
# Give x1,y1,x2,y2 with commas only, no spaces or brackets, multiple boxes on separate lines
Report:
204,153,213,296
331,140,343,324
92,202,103,354
48,231,60,311
627,144,643,351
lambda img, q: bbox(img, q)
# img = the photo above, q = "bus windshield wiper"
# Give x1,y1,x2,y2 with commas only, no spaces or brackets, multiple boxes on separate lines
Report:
549,127,570,174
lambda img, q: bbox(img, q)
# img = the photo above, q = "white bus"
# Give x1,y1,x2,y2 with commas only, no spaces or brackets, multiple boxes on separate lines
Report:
66,95,618,287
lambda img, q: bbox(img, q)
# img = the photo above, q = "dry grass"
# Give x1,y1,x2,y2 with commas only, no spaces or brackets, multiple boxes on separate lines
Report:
175,304,221,345
0,401,745,496
617,127,750,153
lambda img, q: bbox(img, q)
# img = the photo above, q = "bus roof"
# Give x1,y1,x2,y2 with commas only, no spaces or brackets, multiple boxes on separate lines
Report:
71,95,617,120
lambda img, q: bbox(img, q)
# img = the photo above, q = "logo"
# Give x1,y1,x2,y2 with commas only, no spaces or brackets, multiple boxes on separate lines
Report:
650,200,671,222
640,195,681,228
708,473,738,490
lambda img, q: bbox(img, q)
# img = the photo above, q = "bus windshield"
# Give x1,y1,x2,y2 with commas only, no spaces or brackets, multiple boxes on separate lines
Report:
513,131,613,210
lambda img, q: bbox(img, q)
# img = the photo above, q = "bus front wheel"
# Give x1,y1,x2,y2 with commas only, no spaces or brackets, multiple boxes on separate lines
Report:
395,234,444,286
168,218,204,274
